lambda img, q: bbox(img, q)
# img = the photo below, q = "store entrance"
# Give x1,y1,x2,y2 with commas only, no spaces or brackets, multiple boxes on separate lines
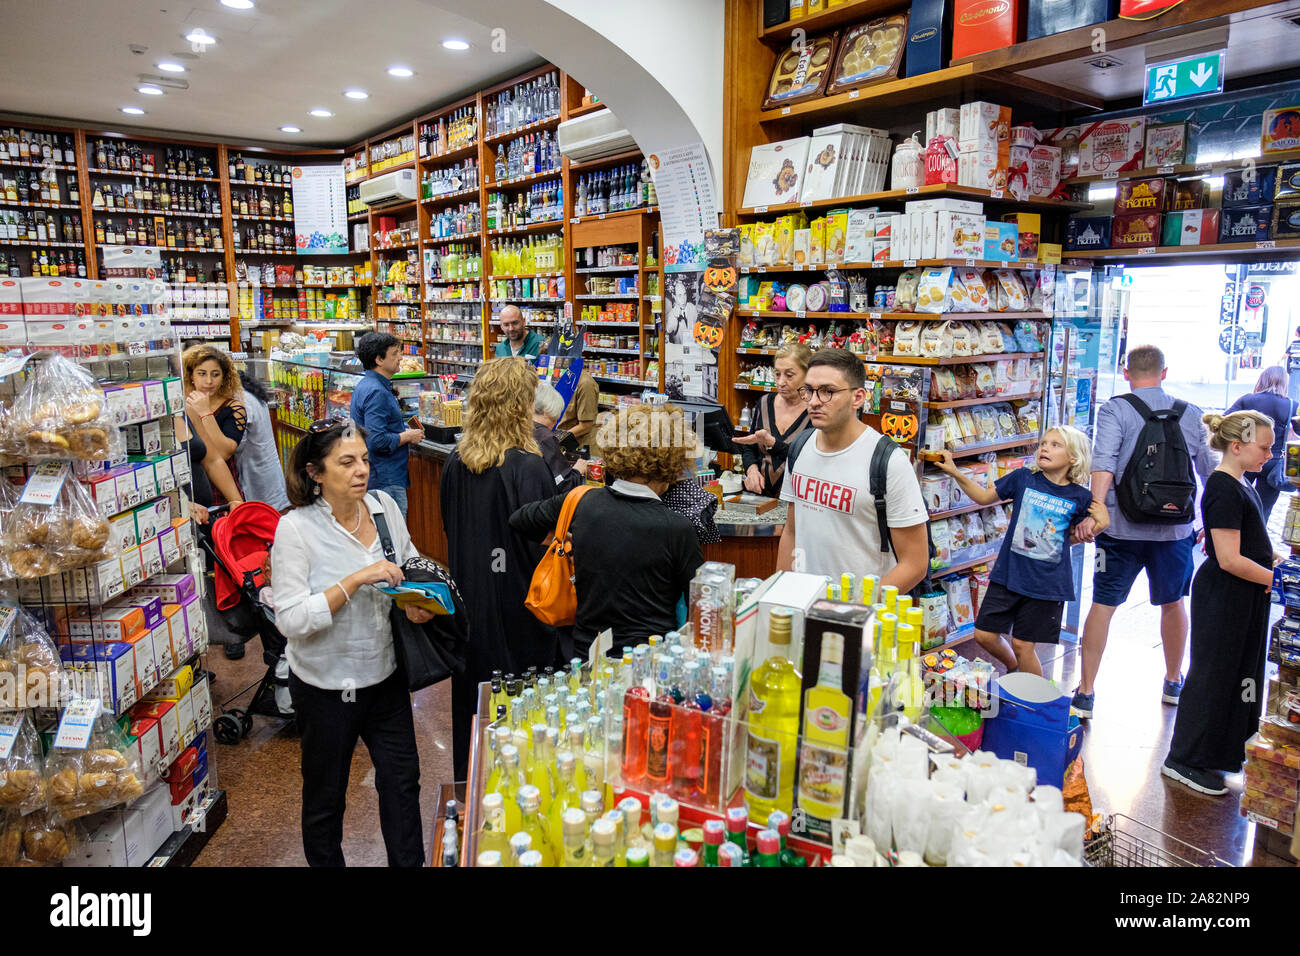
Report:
1118,262,1300,412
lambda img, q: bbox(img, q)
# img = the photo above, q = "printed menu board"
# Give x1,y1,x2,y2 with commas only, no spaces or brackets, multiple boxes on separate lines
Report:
292,165,349,254
647,142,719,269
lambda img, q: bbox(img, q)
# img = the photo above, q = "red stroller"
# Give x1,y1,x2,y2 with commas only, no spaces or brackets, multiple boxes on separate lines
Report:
201,501,294,745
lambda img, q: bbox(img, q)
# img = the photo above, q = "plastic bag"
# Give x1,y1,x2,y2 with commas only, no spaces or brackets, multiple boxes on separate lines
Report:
12,355,122,461
981,507,1003,542
920,320,953,358
0,713,46,814
1013,320,1044,352
1015,400,1040,435
955,408,979,442
963,511,986,548
892,320,923,356
0,605,65,710
3,470,110,579
951,322,977,357
3,808,82,865
971,363,997,398
930,519,952,567
45,713,145,820
931,367,961,401
936,410,962,449
915,268,952,314
978,321,1007,353
994,270,1029,311
950,270,990,313
894,270,920,313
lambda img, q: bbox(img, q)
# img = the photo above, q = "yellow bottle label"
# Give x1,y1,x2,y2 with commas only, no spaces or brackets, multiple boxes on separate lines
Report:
744,729,781,801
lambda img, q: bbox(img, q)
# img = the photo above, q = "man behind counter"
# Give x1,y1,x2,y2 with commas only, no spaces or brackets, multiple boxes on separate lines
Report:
350,332,426,518
493,304,546,359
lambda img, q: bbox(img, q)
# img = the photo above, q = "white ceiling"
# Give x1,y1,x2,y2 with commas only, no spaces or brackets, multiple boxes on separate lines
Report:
0,0,540,148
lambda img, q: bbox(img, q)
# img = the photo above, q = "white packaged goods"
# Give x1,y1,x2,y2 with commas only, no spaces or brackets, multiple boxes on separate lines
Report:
936,211,986,258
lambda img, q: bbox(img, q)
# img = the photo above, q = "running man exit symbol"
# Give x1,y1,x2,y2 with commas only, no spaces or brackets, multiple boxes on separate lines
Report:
1144,51,1225,105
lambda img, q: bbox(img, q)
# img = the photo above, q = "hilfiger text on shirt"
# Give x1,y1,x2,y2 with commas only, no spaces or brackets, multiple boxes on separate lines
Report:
790,472,857,513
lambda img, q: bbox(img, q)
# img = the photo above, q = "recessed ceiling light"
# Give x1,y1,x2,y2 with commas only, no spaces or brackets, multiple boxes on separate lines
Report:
137,84,164,96
387,66,414,78
220,0,254,9
121,107,146,115
157,61,186,73
343,89,368,99
185,28,215,45
442,39,470,51
309,108,333,118
280,126,301,133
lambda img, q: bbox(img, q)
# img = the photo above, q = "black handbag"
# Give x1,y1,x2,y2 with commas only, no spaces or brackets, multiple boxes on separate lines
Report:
373,510,468,691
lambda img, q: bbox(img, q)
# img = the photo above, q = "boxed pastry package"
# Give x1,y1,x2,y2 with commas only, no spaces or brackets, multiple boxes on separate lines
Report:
827,15,908,93
1003,212,1040,259
1270,203,1300,240
1114,177,1169,214
1261,105,1300,155
1065,216,1113,251
984,221,1019,261
926,107,961,145
1273,163,1300,200
906,0,952,78
1007,145,1032,201
959,101,1012,152
1170,179,1205,211
1161,209,1221,246
1218,205,1272,244
951,0,1023,60
743,138,813,208
1027,145,1062,198
762,33,839,111
959,147,1008,191
1027,0,1116,40
1078,117,1146,176
936,210,987,258
1221,165,1277,207
1041,126,1081,179
1143,121,1188,167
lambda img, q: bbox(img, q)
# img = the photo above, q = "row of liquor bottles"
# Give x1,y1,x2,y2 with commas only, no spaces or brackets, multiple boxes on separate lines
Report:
2,128,77,166
2,167,77,204
92,140,217,179
91,180,221,215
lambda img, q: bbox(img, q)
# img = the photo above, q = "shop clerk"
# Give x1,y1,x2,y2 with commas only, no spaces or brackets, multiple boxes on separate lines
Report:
493,303,545,359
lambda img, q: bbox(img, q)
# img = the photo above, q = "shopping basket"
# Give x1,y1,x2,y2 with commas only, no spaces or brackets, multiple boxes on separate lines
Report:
1083,813,1234,867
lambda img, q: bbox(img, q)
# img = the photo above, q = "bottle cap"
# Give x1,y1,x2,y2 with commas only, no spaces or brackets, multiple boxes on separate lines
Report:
591,819,616,846
768,607,793,644
580,790,604,815
493,725,512,746
726,806,748,833
508,831,532,858
602,809,625,835
626,847,650,867
656,797,679,827
767,809,791,836
491,669,503,681
717,843,744,867
562,807,587,836
531,722,549,741
756,829,781,855
703,820,725,845
445,799,458,819
653,822,677,851
517,784,541,812
567,725,585,749
477,850,503,867
673,848,699,867
556,750,576,773
519,850,543,868
481,792,503,816
500,744,519,765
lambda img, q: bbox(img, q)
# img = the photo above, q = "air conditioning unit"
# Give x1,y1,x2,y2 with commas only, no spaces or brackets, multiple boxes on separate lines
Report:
558,110,637,164
359,169,417,207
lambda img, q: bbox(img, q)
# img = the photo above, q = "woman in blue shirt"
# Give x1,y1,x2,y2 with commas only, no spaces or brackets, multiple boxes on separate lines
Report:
1227,366,1297,523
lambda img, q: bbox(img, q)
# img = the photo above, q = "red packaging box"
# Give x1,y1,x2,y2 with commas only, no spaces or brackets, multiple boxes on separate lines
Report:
163,745,199,784
1111,213,1162,248
1114,177,1169,214
953,0,1024,60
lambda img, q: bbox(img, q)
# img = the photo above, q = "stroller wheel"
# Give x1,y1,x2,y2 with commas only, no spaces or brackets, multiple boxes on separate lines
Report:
214,714,243,745
240,713,254,737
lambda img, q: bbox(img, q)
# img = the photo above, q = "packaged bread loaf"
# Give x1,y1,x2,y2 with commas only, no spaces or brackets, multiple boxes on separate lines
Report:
2,467,110,578
0,712,46,814
44,714,145,820
0,605,66,710
12,354,122,462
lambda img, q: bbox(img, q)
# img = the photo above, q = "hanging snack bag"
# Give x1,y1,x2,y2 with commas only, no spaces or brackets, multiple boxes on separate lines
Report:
12,355,121,462
45,713,145,821
892,320,923,356
921,320,955,358
4,467,110,577
895,270,920,312
0,713,46,815
916,268,953,314
0,605,66,710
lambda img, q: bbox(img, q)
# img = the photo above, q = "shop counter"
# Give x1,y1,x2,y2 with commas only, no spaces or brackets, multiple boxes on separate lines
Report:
705,502,785,579
408,439,457,564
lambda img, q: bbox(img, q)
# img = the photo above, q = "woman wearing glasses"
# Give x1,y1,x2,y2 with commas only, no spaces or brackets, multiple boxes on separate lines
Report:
732,342,812,497
440,357,561,780
271,417,434,867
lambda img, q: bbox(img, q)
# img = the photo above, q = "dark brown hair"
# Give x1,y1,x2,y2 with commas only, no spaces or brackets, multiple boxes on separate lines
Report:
285,421,370,508
807,347,866,389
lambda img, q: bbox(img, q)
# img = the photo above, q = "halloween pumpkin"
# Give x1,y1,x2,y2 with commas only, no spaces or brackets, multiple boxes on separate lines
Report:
692,318,725,349
703,257,738,293
879,411,918,443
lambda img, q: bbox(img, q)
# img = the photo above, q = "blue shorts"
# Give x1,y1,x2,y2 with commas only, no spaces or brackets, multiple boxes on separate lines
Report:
1092,533,1194,607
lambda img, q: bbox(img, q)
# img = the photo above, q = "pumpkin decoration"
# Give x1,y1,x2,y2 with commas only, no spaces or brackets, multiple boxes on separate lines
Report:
879,410,918,443
692,317,725,349
703,257,738,294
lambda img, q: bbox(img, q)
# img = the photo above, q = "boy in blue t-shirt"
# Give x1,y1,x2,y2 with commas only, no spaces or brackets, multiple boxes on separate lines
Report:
935,425,1109,676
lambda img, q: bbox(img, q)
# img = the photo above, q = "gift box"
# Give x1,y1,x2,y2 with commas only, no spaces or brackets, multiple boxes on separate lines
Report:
1273,163,1300,201
1028,145,1062,198
1114,176,1169,214
1161,209,1220,246
1078,117,1145,176
1003,212,1040,259
1110,212,1161,248
1222,166,1277,207
1143,121,1188,167
1065,216,1112,250
906,0,952,77
1271,202,1300,240
1170,179,1205,211
1041,127,1081,179
1262,105,1300,156
984,221,1019,261
952,0,1023,60
1219,205,1272,243
1027,0,1116,38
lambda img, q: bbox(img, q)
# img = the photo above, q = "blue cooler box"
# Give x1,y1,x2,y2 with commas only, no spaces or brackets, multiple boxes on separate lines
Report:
982,672,1083,786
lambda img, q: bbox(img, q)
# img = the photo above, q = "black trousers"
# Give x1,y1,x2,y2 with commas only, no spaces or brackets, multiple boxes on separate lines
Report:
290,669,424,867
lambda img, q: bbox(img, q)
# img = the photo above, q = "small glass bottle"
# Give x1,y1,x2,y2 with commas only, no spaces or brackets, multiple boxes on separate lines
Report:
652,822,677,868
516,784,556,867
701,819,726,866
507,831,532,868
560,807,588,867
590,818,617,867
625,846,650,867
478,792,510,861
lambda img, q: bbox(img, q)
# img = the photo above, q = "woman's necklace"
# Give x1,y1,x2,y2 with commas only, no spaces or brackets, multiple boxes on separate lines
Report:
350,505,364,534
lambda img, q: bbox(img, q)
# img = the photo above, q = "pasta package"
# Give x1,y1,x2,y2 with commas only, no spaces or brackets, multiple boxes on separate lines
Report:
827,15,908,94
916,268,953,314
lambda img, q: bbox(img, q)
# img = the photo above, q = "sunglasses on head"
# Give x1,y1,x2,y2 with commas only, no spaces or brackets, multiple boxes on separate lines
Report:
308,415,352,434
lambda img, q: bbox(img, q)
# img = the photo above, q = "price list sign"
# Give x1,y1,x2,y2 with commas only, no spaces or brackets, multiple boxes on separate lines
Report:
647,142,719,270
292,165,349,254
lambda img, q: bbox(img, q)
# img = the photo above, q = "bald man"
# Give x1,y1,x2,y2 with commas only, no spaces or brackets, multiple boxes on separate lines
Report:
493,304,545,359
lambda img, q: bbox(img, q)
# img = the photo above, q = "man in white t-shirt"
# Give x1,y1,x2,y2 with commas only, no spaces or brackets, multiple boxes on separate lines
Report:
778,348,930,588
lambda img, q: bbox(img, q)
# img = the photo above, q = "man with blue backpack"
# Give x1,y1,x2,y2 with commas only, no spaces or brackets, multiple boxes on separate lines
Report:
1070,345,1216,719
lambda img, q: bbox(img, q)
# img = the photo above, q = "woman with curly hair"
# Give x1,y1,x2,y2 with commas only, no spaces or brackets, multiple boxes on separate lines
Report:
440,357,559,779
511,403,704,657
182,344,246,482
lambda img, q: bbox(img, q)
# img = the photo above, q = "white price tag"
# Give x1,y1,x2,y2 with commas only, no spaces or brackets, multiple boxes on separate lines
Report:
1257,240,1277,249
1101,170,1119,181
0,712,22,760
870,311,883,319
598,213,606,219
800,201,814,208
53,698,102,750
570,218,579,224
781,107,791,115
794,263,806,270
753,205,769,214
903,259,917,268
19,461,70,506
990,189,1004,199
1137,246,1156,255
795,310,807,318
905,186,919,195
872,261,884,269
965,258,977,267
849,90,860,99
757,266,767,273
1157,165,1176,175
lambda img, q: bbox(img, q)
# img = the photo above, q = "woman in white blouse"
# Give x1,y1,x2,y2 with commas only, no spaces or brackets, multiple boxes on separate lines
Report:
271,417,434,867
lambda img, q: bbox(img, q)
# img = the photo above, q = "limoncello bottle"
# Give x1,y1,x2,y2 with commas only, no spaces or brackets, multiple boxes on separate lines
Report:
591,819,617,867
549,751,582,841
516,784,557,866
797,631,853,823
529,723,553,812
484,725,513,796
896,622,925,722
478,792,511,861
495,745,524,836
560,807,588,867
743,607,802,821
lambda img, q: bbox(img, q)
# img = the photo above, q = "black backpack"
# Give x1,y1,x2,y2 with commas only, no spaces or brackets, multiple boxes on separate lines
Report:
786,430,935,561
1113,393,1197,525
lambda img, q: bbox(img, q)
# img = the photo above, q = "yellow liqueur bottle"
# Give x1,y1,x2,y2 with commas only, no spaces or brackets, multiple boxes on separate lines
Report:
517,784,557,867
743,608,802,821
797,632,852,823
478,792,511,861
549,751,582,842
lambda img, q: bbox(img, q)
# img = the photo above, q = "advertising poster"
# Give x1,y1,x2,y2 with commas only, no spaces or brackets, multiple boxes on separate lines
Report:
292,165,349,254
663,229,739,402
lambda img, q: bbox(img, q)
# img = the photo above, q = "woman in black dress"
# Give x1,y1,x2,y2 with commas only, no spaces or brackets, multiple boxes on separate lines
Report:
733,342,812,497
440,357,560,780
1163,409,1279,796
182,344,247,500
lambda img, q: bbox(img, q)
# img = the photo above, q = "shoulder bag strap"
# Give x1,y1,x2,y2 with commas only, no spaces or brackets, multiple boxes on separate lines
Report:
372,507,398,564
870,436,898,554
552,485,594,552
786,428,815,473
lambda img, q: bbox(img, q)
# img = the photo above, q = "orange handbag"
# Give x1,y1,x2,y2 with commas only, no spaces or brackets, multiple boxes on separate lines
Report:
524,485,593,627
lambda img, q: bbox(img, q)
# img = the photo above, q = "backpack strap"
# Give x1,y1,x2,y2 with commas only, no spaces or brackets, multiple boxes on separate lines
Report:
786,428,815,471
870,436,900,554
372,504,398,564
1116,392,1155,420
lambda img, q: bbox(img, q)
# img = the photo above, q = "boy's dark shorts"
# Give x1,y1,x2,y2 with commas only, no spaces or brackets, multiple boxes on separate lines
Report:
974,581,1065,644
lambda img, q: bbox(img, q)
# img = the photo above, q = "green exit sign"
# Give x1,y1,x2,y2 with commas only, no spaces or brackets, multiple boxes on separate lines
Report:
1144,51,1225,105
